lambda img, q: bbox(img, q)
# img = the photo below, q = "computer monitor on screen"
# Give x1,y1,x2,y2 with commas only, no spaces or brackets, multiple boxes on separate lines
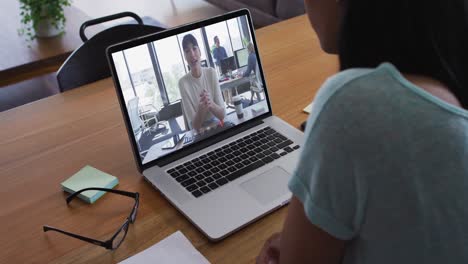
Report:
235,48,249,68
220,56,236,75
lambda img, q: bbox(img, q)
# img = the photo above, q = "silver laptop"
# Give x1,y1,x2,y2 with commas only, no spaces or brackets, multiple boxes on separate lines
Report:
107,9,304,241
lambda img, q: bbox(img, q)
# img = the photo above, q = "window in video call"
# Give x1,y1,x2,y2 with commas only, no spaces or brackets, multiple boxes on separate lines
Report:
112,14,270,164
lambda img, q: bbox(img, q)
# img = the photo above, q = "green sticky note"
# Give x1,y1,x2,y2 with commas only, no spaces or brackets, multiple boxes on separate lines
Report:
61,165,119,203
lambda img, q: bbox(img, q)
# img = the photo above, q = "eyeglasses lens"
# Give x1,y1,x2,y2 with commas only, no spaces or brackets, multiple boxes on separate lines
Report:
112,224,128,249
131,200,139,222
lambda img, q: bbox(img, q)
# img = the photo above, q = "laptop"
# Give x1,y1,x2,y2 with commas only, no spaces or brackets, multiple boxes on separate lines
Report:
106,9,304,241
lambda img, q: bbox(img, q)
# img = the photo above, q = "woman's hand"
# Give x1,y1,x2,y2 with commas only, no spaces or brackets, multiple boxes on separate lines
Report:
256,232,281,264
198,89,211,113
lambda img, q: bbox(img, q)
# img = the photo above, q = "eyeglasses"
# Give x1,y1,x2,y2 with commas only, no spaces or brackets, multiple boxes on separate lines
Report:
43,188,139,250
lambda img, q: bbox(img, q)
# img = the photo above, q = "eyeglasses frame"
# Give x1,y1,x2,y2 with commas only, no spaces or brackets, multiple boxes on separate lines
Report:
43,187,140,250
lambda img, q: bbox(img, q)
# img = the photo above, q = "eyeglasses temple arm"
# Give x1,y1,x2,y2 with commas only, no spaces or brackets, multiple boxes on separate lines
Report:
43,225,109,248
66,188,138,204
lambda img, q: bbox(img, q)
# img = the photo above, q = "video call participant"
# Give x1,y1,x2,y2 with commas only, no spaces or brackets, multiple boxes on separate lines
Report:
178,34,226,132
212,36,228,68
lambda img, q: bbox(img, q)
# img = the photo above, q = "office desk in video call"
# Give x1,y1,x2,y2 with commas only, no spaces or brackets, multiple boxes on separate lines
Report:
219,74,250,92
143,100,269,164
0,15,338,263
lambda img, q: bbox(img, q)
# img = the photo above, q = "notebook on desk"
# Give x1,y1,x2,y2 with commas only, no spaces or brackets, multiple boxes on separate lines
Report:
106,9,304,241
61,165,119,203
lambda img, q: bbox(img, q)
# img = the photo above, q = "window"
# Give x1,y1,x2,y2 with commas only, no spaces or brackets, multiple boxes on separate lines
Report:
238,16,253,45
112,16,253,109
112,51,135,105
227,18,243,51
154,37,186,103
205,21,234,59
124,44,163,110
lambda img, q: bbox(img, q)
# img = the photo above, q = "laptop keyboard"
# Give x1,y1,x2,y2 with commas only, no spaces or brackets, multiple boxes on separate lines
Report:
166,126,300,198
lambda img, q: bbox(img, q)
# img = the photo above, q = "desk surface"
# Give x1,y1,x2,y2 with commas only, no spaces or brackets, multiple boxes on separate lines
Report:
0,15,337,263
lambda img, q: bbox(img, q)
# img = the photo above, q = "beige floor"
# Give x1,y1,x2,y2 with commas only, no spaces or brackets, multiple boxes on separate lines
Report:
74,0,226,28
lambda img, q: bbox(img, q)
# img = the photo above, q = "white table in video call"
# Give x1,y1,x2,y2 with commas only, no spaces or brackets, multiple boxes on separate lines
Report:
143,100,268,164
219,76,250,92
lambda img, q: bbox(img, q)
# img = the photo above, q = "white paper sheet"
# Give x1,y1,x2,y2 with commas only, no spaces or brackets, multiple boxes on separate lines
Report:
303,102,313,114
119,231,210,264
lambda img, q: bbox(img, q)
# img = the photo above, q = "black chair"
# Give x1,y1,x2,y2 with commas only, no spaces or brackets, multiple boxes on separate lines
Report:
157,101,184,133
157,102,183,121
56,12,165,92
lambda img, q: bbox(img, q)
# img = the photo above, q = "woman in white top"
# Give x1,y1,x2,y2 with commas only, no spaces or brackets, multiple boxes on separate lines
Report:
178,34,226,132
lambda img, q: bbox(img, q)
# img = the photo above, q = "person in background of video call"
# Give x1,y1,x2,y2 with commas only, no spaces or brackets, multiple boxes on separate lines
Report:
213,35,234,104
178,34,226,132
242,42,261,105
212,36,228,68
243,42,257,77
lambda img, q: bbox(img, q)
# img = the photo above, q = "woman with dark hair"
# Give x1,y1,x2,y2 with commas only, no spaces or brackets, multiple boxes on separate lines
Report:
178,34,226,132
257,0,468,263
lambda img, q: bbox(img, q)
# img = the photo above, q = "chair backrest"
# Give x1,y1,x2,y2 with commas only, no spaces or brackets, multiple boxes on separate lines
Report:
158,102,183,121
127,97,143,134
56,12,164,92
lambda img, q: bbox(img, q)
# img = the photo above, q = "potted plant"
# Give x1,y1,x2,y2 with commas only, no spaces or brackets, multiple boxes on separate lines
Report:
18,0,72,40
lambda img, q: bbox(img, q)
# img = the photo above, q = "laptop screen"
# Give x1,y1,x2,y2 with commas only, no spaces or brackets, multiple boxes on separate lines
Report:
109,11,270,165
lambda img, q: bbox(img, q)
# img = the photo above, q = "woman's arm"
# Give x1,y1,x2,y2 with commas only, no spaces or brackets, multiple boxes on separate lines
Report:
258,196,346,264
179,79,196,130
209,68,226,121
192,95,209,131
208,103,225,121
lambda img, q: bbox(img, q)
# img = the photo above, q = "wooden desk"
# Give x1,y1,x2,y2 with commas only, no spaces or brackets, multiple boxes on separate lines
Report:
0,15,337,263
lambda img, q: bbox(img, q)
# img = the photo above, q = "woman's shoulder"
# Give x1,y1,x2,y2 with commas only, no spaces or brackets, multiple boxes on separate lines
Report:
178,72,192,89
308,63,409,137
203,67,218,78
313,63,400,109
312,67,376,112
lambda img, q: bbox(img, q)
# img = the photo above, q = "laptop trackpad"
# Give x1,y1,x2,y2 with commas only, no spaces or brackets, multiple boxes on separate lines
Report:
240,166,291,205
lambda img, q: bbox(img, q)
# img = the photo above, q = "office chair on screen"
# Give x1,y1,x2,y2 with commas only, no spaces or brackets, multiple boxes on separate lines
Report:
128,95,166,136
127,96,165,157
127,97,144,152
56,12,165,92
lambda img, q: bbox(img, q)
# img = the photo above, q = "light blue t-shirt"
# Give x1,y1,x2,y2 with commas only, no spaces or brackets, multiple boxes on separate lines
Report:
289,63,468,263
